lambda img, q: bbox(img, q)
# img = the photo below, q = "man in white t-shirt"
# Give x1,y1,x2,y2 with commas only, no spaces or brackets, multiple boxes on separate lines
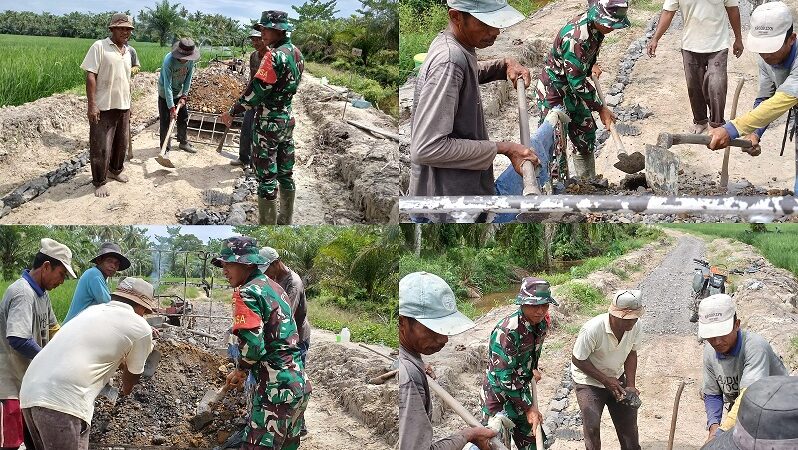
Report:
19,277,155,450
80,13,135,198
647,0,743,134
571,290,644,450
697,294,788,444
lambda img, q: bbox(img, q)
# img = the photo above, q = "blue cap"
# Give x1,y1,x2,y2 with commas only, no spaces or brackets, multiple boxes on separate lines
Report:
399,272,475,336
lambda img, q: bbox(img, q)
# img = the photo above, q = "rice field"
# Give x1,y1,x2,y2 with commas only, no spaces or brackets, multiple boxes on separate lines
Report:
0,34,246,107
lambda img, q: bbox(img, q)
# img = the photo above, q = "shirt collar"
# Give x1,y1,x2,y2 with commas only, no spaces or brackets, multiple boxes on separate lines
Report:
21,269,45,297
716,330,743,359
399,344,425,372
773,42,797,70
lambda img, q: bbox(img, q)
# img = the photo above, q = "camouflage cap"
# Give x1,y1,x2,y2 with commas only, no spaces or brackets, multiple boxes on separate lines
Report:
256,10,294,32
515,277,559,306
212,236,267,267
588,0,630,30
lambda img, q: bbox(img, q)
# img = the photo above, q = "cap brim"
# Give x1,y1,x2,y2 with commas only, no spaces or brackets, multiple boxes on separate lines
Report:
609,305,644,319
91,252,131,271
112,292,155,313
65,265,77,279
416,310,475,336
698,317,734,339
747,33,785,54
470,4,525,29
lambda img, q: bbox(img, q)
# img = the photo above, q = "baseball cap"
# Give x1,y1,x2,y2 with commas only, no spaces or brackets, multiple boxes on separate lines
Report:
698,294,736,339
515,277,560,306
748,2,793,54
39,238,77,279
446,0,525,29
589,0,631,30
608,290,644,319
258,247,280,272
399,272,475,336
702,376,798,450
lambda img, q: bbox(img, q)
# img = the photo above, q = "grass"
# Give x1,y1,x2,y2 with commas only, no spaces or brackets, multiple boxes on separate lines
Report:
399,0,550,81
630,0,664,13
308,300,398,348
557,281,605,314
664,224,798,277
0,278,77,322
304,61,398,118
0,34,245,107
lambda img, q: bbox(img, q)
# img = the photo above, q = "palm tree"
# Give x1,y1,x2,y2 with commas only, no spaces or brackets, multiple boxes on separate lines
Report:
138,0,185,47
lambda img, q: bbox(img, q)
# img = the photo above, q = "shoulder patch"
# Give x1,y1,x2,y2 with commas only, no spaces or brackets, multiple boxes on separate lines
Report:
255,49,278,84
232,288,262,331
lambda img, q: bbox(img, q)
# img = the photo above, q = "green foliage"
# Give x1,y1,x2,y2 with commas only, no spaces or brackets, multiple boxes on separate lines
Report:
292,0,340,22
0,278,77,322
558,281,605,313
304,61,398,117
308,301,398,347
664,224,798,277
138,0,186,47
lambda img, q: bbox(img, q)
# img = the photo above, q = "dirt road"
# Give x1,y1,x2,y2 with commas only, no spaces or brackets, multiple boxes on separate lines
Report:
413,229,797,449
0,66,398,224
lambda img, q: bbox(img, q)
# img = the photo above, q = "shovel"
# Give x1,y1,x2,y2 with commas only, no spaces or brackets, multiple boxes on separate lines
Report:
99,383,119,405
142,348,162,378
216,126,230,154
196,384,230,415
154,103,182,168
721,77,745,188
591,75,645,174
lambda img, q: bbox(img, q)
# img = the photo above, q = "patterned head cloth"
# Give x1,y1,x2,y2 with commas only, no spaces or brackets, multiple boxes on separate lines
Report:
589,0,630,30
256,10,294,32
212,236,268,267
515,277,560,306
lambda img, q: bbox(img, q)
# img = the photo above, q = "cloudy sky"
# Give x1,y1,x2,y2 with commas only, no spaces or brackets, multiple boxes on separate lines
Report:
144,225,239,245
8,0,360,24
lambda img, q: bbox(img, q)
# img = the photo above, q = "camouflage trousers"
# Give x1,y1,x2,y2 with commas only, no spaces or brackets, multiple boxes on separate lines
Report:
536,82,596,156
244,385,308,449
482,393,543,450
252,114,296,200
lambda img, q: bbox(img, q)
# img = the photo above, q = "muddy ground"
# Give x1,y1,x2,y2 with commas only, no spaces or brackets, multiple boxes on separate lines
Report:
398,0,798,222
0,61,398,225
89,324,397,449
421,228,797,449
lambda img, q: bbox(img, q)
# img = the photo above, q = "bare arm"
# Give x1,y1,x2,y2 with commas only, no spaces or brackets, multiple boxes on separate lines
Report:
86,71,99,124
647,10,677,57
572,355,625,399
624,350,638,389
726,6,744,58
121,367,142,395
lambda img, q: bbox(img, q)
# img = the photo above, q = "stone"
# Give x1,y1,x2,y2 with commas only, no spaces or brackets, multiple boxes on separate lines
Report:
232,189,248,203
550,398,568,412
605,94,623,107
727,179,753,196
152,435,166,445
748,280,763,290
188,411,214,431
226,203,247,225
555,388,570,400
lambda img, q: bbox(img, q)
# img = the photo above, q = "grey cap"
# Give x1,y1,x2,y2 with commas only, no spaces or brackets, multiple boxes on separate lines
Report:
399,272,475,336
91,242,131,271
258,247,280,272
608,289,644,319
702,376,798,450
446,0,525,29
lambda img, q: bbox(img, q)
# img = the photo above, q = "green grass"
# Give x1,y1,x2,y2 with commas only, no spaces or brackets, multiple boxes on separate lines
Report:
308,300,398,348
0,34,245,106
557,281,605,314
630,0,664,12
664,224,798,277
304,61,398,118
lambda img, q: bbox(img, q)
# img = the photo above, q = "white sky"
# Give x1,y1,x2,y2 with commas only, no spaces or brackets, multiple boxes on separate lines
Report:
6,0,361,25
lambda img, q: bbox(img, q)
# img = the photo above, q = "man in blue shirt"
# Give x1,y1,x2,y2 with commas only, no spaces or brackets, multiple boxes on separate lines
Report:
63,242,130,323
158,38,200,154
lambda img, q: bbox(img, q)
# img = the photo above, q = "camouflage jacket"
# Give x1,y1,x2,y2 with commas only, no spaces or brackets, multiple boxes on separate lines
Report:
539,12,604,111
232,270,308,390
231,36,304,119
482,308,549,414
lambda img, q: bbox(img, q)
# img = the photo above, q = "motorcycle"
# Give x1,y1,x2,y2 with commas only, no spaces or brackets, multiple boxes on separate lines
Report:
690,258,728,323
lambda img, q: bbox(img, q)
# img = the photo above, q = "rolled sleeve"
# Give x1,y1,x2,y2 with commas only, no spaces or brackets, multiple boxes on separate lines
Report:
125,334,154,375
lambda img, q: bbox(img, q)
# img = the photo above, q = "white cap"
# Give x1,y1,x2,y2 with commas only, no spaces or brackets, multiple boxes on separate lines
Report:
446,0,525,29
698,294,736,339
748,1,794,54
258,246,280,273
399,272,475,336
609,290,644,319
39,238,77,279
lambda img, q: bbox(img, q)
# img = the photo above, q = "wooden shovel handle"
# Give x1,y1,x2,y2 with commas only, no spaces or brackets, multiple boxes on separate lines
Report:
592,75,625,155
721,78,745,187
531,377,544,449
159,103,182,156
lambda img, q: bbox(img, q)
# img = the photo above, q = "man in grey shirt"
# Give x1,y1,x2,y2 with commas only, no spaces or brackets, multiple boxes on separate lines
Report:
231,29,267,168
399,272,496,450
698,294,788,444
409,0,540,222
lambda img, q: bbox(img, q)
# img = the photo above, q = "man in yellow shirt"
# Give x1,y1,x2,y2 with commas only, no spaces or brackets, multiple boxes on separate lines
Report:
706,2,798,192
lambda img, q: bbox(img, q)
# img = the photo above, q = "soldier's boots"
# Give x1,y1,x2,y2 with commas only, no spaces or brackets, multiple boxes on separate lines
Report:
258,197,278,225
277,189,296,225
572,152,596,178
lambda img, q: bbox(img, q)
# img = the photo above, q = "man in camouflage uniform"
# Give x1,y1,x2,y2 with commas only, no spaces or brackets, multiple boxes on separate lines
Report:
221,11,304,225
213,236,311,450
536,0,630,178
481,277,557,449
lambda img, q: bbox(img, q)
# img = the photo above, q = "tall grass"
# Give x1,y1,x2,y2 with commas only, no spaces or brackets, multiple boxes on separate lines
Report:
304,61,399,118
664,224,798,277
0,34,245,107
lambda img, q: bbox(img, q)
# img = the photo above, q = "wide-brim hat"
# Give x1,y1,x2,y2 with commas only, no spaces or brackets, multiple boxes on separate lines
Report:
212,236,267,268
589,2,631,30
109,13,134,29
91,242,131,271
256,10,295,32
515,277,560,306
171,38,201,61
112,277,157,313
447,0,525,29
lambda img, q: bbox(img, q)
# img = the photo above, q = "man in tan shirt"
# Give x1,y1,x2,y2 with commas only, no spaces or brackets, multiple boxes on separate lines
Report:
80,13,135,198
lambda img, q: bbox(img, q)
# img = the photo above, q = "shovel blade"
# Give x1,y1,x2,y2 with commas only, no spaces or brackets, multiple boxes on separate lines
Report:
154,155,175,168
142,349,161,378
99,383,119,404
613,151,645,174
645,144,680,195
